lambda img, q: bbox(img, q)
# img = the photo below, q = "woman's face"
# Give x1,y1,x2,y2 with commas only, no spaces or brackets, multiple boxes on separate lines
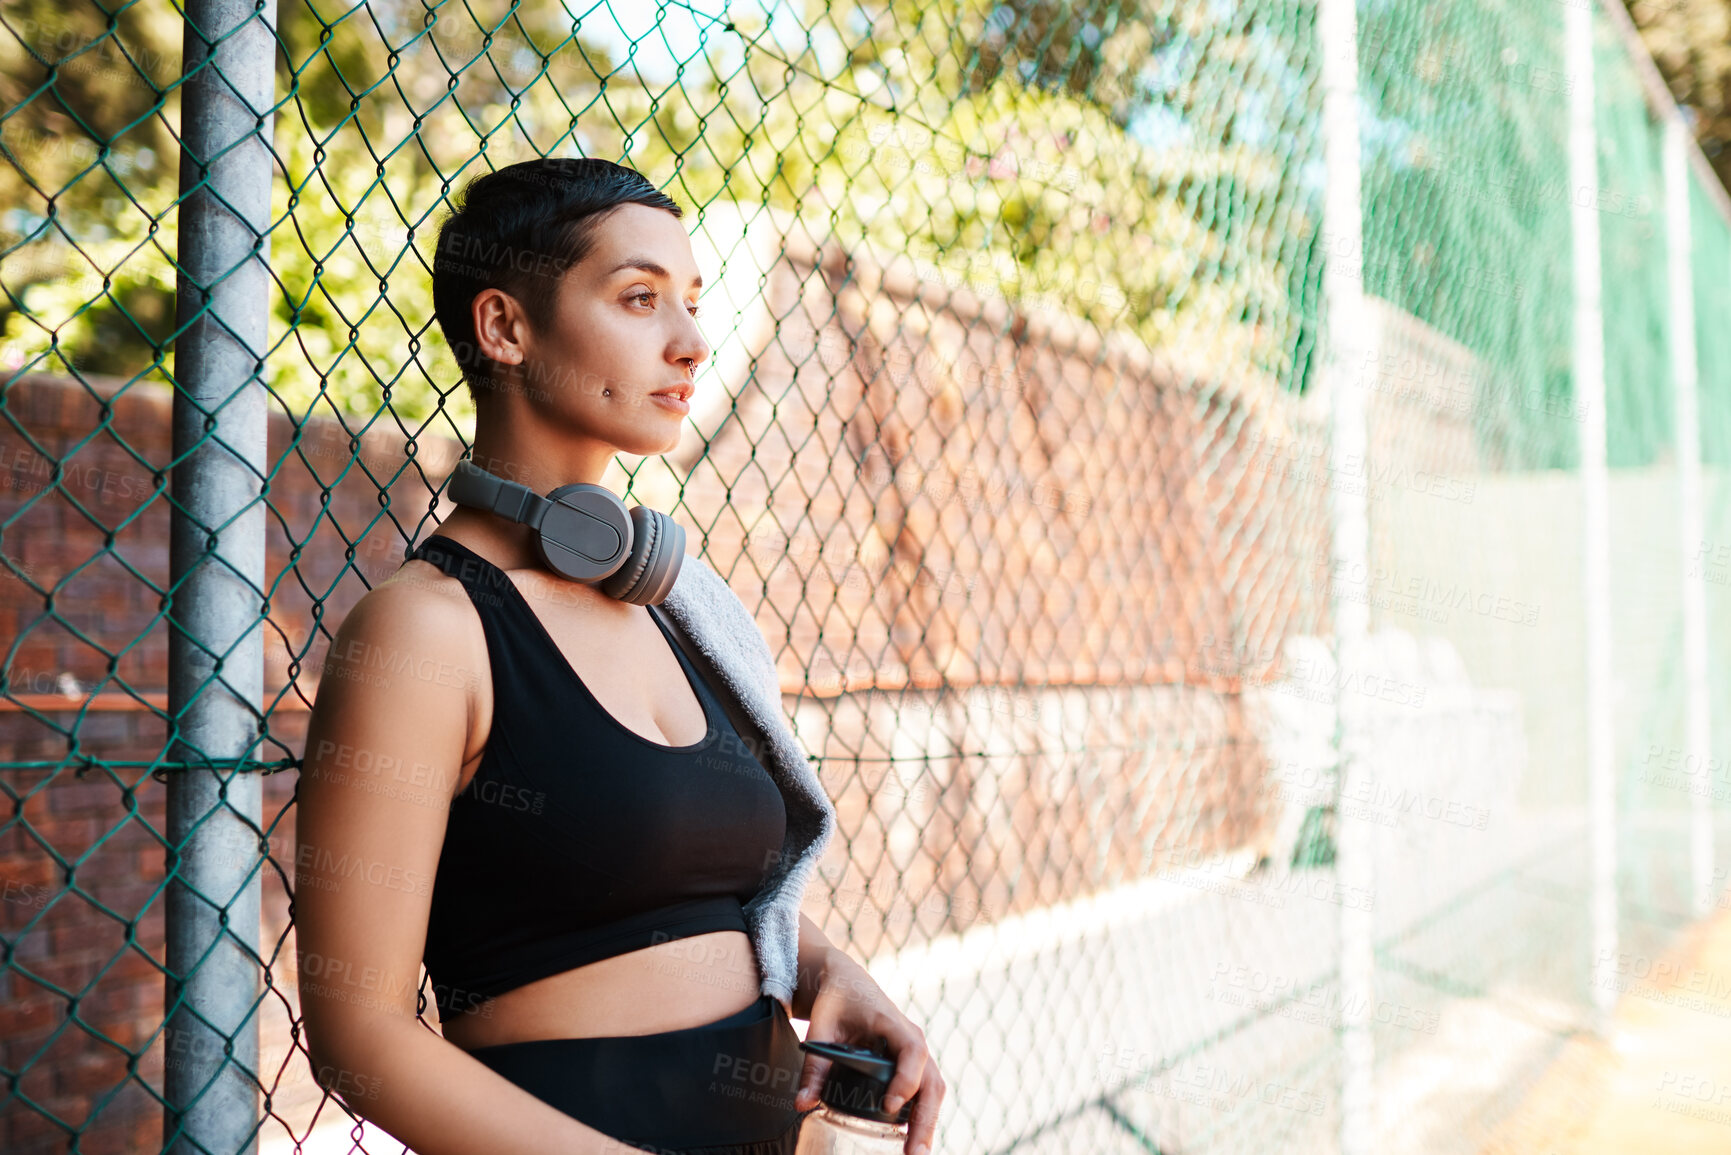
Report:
478,202,709,458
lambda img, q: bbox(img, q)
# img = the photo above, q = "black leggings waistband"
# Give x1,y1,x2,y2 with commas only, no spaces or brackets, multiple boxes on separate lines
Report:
464,995,815,1154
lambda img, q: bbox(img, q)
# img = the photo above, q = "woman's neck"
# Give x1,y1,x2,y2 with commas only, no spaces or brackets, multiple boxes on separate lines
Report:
469,399,615,491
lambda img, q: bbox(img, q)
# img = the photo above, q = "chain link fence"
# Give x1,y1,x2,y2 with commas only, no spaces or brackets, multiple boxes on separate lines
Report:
1,1,1728,1153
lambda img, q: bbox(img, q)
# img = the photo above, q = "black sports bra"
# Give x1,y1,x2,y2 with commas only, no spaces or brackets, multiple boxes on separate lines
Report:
407,536,787,1018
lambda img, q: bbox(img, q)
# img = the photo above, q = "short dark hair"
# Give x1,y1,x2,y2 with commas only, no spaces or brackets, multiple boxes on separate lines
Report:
432,157,683,399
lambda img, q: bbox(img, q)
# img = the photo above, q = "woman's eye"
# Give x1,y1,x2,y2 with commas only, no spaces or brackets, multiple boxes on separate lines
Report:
687,304,702,318
630,290,658,308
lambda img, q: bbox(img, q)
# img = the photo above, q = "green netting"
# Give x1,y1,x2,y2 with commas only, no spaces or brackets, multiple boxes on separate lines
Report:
1698,171,1731,466
0,1,1727,1153
1597,11,1673,471
1357,0,1576,469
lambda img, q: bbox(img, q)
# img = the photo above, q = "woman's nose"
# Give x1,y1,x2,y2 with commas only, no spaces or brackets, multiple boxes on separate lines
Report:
674,316,710,370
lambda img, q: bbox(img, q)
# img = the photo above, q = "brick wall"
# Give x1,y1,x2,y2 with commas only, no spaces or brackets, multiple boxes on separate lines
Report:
680,237,1333,957
0,375,460,1153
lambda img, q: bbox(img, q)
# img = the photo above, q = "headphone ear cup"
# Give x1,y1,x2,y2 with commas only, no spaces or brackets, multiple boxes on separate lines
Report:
598,507,685,605
538,483,633,583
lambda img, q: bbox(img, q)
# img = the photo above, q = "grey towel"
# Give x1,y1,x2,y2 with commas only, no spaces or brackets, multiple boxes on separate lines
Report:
659,552,837,1010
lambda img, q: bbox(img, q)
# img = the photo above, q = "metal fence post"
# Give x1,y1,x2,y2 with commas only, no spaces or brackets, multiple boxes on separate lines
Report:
165,2,277,1152
1663,112,1714,918
1568,0,1618,1031
1318,0,1375,1149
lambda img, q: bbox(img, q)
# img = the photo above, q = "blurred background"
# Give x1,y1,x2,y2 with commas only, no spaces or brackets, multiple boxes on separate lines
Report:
3,0,1731,1152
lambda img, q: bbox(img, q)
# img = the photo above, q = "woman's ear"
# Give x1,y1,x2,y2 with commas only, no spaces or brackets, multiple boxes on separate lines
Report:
471,287,530,367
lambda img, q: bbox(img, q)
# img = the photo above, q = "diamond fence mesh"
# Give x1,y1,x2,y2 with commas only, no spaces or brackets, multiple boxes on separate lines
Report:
0,1,1727,1153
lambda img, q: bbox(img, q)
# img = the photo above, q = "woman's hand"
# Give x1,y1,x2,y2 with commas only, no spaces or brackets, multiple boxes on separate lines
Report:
794,949,946,1155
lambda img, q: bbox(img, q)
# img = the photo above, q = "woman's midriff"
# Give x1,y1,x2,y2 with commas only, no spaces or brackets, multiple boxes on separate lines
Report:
438,929,762,1050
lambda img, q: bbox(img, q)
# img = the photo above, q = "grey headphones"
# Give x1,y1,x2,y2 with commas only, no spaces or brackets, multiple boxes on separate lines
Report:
445,458,685,605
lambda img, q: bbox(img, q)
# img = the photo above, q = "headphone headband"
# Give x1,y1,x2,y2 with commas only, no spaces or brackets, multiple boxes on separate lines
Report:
448,460,552,528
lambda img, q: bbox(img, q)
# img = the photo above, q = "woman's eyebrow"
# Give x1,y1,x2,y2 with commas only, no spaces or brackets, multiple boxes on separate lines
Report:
606,256,702,290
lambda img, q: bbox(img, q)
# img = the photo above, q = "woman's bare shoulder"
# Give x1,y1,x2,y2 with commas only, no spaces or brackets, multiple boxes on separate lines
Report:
301,557,491,808
314,557,489,700
339,557,481,636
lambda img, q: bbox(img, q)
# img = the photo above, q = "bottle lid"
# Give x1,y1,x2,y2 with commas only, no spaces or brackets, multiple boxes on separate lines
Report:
798,1038,914,1125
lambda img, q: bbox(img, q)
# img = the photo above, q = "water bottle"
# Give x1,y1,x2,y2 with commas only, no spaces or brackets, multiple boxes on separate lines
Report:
792,1038,915,1154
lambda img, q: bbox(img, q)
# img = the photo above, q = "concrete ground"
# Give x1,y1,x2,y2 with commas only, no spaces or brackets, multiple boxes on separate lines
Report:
1477,904,1731,1155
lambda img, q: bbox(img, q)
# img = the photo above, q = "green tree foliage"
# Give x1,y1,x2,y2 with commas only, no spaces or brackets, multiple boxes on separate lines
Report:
811,0,1325,393
0,2,182,381
1,0,1327,431
1354,0,1577,466
1622,0,1731,195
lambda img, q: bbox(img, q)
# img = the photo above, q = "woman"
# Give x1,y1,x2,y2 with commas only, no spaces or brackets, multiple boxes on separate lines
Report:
294,157,944,1155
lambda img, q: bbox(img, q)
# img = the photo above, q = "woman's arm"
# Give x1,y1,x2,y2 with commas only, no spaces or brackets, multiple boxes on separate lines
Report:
293,572,633,1155
790,911,843,1021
